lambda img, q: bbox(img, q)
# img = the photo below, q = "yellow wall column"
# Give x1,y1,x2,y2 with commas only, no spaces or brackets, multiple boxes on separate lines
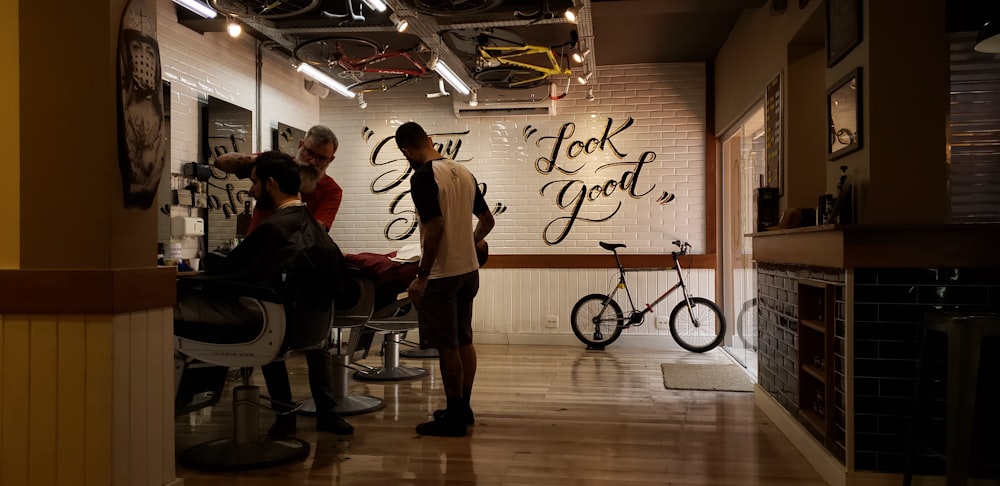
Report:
1,1,179,485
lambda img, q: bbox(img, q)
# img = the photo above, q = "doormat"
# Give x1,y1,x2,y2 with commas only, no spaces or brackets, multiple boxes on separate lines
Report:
660,363,754,392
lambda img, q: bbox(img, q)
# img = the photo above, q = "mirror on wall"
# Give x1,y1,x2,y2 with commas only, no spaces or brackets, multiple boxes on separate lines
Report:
201,96,254,252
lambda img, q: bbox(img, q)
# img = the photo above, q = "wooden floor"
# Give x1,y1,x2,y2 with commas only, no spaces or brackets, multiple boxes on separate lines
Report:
175,344,826,485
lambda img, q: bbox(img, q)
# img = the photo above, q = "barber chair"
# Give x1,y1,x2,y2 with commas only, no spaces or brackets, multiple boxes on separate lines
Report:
173,280,336,471
297,277,385,416
353,299,428,382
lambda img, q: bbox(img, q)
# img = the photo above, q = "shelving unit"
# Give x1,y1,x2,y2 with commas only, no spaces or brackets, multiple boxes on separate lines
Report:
797,279,836,450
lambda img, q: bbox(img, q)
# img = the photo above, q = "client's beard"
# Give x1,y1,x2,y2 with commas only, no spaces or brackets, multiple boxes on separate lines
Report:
254,190,275,211
298,163,323,193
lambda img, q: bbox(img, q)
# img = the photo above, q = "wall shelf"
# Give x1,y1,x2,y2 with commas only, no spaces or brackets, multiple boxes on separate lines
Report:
796,279,836,451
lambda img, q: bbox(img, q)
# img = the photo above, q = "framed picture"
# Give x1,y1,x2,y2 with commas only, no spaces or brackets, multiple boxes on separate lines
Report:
272,122,306,156
827,68,862,160
826,0,861,67
764,73,782,193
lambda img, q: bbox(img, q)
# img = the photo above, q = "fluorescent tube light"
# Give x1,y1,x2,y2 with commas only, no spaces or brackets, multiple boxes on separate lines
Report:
360,0,388,12
173,0,217,18
432,60,470,96
296,63,356,99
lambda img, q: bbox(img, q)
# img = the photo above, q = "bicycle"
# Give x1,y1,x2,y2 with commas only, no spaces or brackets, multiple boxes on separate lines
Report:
570,240,726,353
400,0,506,17
293,37,431,94
209,0,319,18
442,28,574,90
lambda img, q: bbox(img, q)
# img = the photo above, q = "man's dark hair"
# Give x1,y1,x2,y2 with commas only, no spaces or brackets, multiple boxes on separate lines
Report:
395,121,428,150
254,150,300,195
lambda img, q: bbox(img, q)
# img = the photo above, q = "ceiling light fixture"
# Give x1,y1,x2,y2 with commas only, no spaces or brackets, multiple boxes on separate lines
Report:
357,93,368,109
296,63,356,98
576,71,592,85
390,12,409,32
226,17,242,37
173,0,217,18
564,8,577,23
468,90,478,107
430,59,471,95
974,20,1000,53
571,48,590,64
359,0,388,12
585,87,595,102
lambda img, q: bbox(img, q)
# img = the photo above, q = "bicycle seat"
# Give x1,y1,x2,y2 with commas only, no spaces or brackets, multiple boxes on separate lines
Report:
599,242,626,252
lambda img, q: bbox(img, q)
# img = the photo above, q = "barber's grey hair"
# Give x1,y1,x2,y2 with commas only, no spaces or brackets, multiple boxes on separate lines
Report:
306,125,339,151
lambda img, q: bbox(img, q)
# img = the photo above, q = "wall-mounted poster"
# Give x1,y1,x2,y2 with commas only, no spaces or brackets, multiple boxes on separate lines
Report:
202,97,253,250
116,0,165,209
826,0,862,67
273,123,307,156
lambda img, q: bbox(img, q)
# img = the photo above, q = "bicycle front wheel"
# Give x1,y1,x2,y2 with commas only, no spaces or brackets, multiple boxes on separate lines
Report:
571,294,624,348
474,67,548,89
401,0,506,17
294,37,382,68
669,297,726,353
210,0,320,18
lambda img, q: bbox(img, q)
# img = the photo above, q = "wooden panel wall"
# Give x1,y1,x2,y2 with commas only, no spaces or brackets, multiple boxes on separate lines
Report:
0,309,177,486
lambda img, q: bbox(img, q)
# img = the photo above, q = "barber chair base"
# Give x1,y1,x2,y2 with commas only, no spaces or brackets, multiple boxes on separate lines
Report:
400,348,439,359
178,436,310,472
296,396,385,417
353,366,428,382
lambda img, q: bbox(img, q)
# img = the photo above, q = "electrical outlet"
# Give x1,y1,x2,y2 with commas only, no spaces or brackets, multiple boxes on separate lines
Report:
544,315,558,328
655,316,670,330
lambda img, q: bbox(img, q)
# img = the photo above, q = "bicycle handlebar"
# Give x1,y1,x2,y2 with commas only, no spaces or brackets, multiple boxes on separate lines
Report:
671,240,691,256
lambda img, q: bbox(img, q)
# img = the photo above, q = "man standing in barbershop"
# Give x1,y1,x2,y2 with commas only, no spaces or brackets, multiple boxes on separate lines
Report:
395,121,495,437
216,124,343,233
176,150,355,436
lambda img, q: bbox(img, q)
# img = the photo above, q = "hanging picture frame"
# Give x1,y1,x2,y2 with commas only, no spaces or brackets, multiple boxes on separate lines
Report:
826,0,862,67
827,67,862,160
764,73,782,192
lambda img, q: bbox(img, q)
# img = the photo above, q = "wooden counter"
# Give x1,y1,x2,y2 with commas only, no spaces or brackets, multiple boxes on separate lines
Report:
750,223,1000,268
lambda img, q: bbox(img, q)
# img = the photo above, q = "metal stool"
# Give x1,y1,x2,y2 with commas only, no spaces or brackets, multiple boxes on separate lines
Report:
904,312,1000,486
354,300,428,382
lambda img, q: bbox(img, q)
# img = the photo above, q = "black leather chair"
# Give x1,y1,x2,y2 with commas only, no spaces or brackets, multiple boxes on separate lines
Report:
173,279,336,471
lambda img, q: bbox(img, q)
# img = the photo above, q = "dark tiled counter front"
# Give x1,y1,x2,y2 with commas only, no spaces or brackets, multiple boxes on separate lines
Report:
751,225,1000,479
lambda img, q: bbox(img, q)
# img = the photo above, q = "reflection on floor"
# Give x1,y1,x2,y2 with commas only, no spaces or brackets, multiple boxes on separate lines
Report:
176,343,825,485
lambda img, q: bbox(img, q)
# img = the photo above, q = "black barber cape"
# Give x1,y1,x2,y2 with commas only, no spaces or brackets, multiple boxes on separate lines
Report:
182,205,356,310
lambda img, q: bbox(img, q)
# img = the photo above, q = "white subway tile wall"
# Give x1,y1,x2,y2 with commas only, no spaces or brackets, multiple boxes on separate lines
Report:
157,0,714,339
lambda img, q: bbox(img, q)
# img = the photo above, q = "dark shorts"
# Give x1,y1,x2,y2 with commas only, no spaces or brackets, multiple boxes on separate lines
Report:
416,270,480,350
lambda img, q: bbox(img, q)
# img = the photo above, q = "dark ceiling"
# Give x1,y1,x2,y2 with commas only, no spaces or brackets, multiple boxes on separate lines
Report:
179,0,1000,69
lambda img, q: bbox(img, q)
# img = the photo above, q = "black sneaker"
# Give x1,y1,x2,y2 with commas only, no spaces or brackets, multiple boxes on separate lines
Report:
416,415,467,437
268,414,296,437
433,408,475,425
317,414,354,435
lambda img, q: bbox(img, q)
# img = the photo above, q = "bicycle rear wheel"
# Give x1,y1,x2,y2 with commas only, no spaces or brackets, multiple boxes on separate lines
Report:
294,37,382,68
669,297,726,353
209,0,319,18
401,0,506,17
474,67,547,89
570,294,624,348
349,75,420,94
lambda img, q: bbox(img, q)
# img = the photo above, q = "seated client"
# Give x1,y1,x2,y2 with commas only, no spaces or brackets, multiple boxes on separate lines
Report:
175,150,355,436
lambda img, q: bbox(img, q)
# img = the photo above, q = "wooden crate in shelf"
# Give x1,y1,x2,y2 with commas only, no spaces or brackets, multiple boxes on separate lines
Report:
796,279,836,450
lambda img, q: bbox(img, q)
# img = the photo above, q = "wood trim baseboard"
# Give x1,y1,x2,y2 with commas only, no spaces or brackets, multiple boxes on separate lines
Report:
754,386,846,486
483,254,717,269
0,267,176,314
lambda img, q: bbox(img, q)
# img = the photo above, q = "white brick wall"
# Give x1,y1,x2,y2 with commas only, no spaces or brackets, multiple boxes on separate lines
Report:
321,63,708,257
156,0,320,256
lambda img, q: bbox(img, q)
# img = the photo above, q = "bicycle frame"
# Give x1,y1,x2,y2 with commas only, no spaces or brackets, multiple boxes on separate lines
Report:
338,49,429,78
597,249,694,328
476,44,571,87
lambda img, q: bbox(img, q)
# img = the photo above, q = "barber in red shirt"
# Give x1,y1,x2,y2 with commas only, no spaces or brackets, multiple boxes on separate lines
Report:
216,125,343,233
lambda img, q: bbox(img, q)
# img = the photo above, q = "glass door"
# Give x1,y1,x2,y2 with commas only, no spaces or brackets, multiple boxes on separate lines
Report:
720,103,764,377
